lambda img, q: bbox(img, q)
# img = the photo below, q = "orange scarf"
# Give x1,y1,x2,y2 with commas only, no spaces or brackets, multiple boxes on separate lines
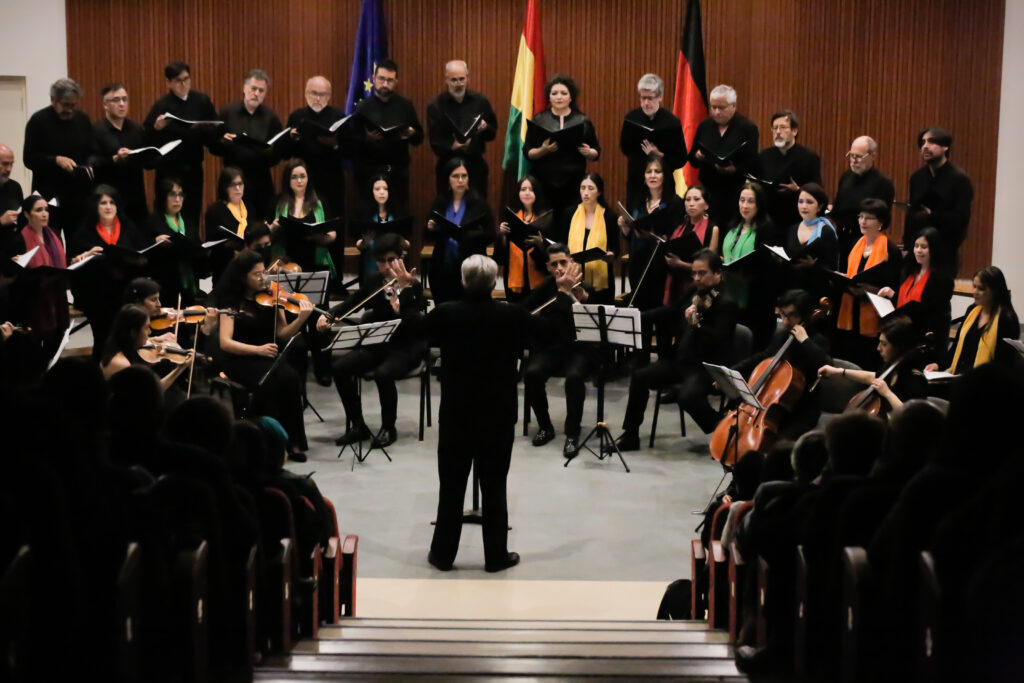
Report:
96,217,121,246
897,270,930,306
507,210,544,292
837,233,889,336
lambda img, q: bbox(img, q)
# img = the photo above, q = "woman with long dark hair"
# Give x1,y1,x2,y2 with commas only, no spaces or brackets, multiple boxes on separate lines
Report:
270,158,337,278
100,304,190,392
559,172,618,305
721,181,777,348
497,174,551,302
205,166,249,282
144,177,201,304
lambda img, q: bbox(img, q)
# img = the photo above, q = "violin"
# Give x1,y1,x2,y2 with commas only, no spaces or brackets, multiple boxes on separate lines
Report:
149,306,232,331
137,342,208,365
267,258,302,274
709,298,831,467
255,280,335,320
844,343,926,417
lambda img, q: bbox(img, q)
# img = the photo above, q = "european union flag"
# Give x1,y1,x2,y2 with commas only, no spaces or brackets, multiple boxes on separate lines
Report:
345,0,388,115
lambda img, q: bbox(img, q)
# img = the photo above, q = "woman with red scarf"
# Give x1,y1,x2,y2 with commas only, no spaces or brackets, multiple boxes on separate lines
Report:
70,184,151,360
834,198,901,370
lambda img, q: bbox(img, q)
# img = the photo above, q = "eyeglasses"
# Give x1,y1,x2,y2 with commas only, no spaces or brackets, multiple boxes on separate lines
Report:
171,75,191,85
845,151,872,161
229,181,245,188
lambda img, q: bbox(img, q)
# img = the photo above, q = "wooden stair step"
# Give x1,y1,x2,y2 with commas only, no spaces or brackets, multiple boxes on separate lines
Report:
258,653,745,679
328,617,711,631
316,626,729,644
295,638,732,659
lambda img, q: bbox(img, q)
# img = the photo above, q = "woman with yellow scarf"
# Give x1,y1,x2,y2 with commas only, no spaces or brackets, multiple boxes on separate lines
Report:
558,172,618,304
834,198,901,370
926,265,1020,375
204,166,249,284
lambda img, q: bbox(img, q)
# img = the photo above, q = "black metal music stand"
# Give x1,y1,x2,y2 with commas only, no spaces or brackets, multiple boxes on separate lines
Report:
268,269,331,421
568,304,643,473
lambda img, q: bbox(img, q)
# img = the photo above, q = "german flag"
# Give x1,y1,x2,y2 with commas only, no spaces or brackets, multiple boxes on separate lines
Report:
672,0,708,192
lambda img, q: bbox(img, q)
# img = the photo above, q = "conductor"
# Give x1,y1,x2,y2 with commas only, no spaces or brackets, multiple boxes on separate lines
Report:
418,254,580,572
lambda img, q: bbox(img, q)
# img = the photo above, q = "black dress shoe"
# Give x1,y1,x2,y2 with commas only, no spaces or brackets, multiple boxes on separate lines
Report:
288,450,307,463
734,644,782,675
427,551,453,571
485,551,520,573
604,432,640,453
531,427,556,447
563,436,579,459
335,424,372,446
371,426,397,449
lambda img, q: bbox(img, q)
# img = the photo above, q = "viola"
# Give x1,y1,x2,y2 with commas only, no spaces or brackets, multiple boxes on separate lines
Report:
709,299,831,467
255,280,334,320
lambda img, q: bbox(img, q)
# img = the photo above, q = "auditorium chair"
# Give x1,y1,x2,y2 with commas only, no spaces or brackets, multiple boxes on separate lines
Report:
724,500,756,642
320,497,358,620
690,500,732,623
0,546,31,681
839,546,871,683
793,544,808,678
918,550,941,683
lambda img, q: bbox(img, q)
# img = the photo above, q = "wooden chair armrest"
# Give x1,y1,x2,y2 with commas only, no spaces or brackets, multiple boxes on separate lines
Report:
340,534,358,617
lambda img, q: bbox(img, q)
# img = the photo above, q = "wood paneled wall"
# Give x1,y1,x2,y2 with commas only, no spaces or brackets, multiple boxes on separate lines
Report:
66,0,1003,272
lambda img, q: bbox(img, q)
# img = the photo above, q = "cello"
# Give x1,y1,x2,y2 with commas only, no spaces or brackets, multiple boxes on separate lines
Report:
843,342,927,418
709,299,830,467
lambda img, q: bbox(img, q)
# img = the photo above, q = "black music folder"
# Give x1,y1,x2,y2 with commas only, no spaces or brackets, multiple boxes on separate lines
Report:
448,113,483,143
525,119,586,150
697,140,748,164
429,211,487,242
502,207,553,249
621,118,681,156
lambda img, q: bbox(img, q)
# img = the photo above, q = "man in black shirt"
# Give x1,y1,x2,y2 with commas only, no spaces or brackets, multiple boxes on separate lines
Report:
687,84,759,229
756,110,821,231
610,249,738,452
426,60,498,196
0,144,23,230
352,60,423,215
905,127,973,264
212,69,284,220
619,73,686,208
143,61,219,231
90,83,149,225
284,76,348,217
23,79,95,236
832,136,895,258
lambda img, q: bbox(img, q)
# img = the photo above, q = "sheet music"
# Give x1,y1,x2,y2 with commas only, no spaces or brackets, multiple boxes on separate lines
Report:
702,362,764,410
15,246,39,268
201,238,229,249
128,139,182,156
47,326,72,370
164,112,224,126
866,292,895,318
1002,337,1024,355
67,253,97,271
324,319,402,352
328,115,352,132
764,245,790,261
923,370,957,382
266,270,330,299
572,304,642,349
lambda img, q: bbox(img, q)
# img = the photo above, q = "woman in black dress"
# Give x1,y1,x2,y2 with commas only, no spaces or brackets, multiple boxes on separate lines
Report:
205,166,249,284
144,177,202,305
214,249,314,460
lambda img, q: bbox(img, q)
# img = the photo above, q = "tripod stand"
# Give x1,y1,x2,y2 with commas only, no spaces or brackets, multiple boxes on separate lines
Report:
568,304,642,473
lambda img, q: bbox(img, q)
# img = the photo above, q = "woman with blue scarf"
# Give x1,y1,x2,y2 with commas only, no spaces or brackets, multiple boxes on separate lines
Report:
783,182,838,296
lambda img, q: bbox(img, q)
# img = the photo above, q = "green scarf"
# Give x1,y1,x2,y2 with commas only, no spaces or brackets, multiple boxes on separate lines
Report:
165,213,196,295
272,202,336,278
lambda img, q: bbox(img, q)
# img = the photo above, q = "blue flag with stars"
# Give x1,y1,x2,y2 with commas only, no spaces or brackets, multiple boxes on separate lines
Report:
345,0,388,115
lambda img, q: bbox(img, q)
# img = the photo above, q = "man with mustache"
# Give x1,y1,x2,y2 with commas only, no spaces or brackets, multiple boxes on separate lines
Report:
755,109,821,231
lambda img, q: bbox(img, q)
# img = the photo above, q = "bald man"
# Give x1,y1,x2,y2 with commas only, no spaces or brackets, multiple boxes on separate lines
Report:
0,144,23,231
426,60,497,196
284,75,348,218
832,136,895,257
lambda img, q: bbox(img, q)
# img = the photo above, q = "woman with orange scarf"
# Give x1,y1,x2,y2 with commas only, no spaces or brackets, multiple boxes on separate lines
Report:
498,175,551,303
834,198,900,370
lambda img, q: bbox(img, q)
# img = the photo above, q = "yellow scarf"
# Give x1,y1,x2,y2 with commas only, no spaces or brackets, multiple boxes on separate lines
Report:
227,201,248,236
837,233,889,336
567,203,608,290
948,305,1001,373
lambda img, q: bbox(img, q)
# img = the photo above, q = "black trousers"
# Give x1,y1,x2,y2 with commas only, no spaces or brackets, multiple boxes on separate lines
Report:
524,346,594,438
641,305,685,361
330,345,421,429
430,423,514,568
622,361,718,434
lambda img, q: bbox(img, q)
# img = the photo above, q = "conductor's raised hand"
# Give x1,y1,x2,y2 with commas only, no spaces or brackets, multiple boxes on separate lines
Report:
390,258,419,288
556,261,582,293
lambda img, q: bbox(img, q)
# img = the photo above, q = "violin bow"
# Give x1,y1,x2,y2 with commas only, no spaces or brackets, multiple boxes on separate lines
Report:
626,234,666,308
173,293,182,339
332,278,398,324
185,325,199,398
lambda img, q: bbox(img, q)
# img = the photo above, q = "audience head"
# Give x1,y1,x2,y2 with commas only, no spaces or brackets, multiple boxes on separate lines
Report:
165,396,234,460
732,451,766,500
736,181,766,227
304,75,331,111
259,416,289,471
0,143,15,185
708,84,737,125
217,166,245,203
243,68,270,110
857,197,891,232
791,430,828,484
683,184,709,223
579,172,605,207
22,194,50,230
824,412,886,477
89,184,122,227
102,304,150,365
797,183,829,221
165,61,192,98
107,366,164,468
973,265,1013,314
877,320,919,364
545,73,578,111
770,109,799,151
637,73,664,115
944,364,1024,472
373,60,399,99
874,399,945,483
155,176,186,215
847,136,878,174
461,254,498,295
42,357,108,448
49,78,81,119
918,126,952,163
229,419,269,481
762,441,796,483
444,60,469,101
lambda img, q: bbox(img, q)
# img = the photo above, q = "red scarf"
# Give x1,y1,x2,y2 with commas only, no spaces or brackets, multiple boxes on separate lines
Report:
96,217,121,245
21,225,66,268
897,269,931,306
663,217,708,305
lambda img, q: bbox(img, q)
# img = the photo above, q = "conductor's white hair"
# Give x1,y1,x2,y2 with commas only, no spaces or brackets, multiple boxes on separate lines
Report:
709,84,737,104
461,255,498,293
637,73,664,95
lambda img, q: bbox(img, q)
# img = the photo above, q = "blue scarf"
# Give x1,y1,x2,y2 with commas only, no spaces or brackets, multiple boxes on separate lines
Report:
443,200,467,266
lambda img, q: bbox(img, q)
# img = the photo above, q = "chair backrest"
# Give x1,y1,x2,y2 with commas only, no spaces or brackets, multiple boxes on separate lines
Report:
840,546,871,683
731,324,754,364
710,501,733,542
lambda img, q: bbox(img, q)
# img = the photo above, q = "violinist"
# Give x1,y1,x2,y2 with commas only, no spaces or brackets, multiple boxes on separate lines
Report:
214,249,314,460
100,304,191,393
269,158,337,278
242,222,272,264
498,175,551,303
819,320,926,414
610,249,737,452
731,289,831,439
315,233,426,449
124,276,217,344
833,198,901,370
925,265,1020,375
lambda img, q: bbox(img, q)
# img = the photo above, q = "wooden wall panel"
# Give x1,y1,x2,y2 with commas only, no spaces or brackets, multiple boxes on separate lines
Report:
66,0,1003,273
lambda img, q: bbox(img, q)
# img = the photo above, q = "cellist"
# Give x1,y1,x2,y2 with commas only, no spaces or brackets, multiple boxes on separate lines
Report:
731,289,831,439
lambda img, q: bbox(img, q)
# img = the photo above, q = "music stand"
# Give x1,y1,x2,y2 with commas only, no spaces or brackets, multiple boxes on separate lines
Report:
267,270,331,421
569,304,643,472
699,362,765,511
323,318,402,469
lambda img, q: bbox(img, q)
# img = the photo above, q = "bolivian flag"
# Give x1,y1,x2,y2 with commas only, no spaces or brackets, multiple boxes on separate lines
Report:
502,0,547,179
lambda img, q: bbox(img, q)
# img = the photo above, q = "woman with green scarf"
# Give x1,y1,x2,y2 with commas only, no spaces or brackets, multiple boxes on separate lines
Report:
722,181,777,347
269,157,337,279
145,177,200,304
